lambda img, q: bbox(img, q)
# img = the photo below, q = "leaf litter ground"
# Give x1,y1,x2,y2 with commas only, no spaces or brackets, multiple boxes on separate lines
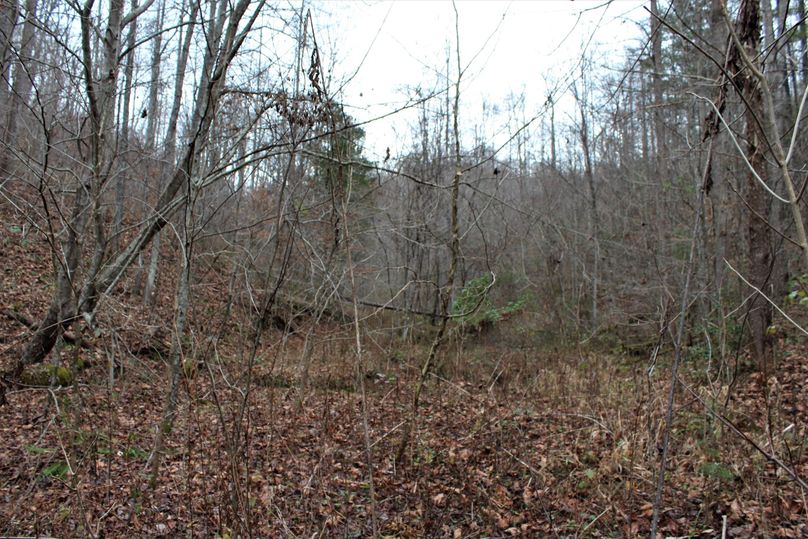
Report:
1,195,806,538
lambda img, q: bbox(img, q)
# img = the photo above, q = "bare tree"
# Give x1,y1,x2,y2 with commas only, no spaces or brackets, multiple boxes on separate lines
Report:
396,1,463,464
9,0,265,380
0,0,35,176
0,0,19,161
143,0,197,306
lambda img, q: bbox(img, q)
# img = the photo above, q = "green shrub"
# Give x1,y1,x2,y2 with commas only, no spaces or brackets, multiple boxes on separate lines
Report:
785,273,808,306
451,274,527,332
698,461,735,482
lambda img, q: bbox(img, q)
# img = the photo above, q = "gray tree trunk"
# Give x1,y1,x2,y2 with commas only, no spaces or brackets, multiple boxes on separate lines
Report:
0,0,35,176
144,0,197,306
147,176,194,488
132,0,165,296
0,0,19,161
113,0,138,247
734,0,774,369
17,0,262,369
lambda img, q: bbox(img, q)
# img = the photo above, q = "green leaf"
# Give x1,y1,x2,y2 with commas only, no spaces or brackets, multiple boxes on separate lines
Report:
788,290,799,301
698,461,735,481
42,461,69,478
123,446,147,459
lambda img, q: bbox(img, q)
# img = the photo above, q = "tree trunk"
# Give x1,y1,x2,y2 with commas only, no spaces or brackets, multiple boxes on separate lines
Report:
147,178,193,487
0,0,35,176
0,0,19,163
132,0,165,296
735,0,774,369
144,0,197,305
113,0,138,247
801,0,807,83
573,70,599,334
397,10,462,462
16,0,261,370
548,93,556,169
649,0,666,162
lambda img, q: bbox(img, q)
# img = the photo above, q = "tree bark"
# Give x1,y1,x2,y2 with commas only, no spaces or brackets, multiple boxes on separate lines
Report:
144,0,197,306
132,0,165,296
113,0,138,247
734,0,773,369
649,0,666,162
801,0,807,82
16,0,262,371
147,173,193,488
0,0,19,153
0,0,35,176
396,6,462,463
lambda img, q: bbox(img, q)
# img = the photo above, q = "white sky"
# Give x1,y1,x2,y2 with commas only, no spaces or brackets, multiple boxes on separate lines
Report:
315,0,648,162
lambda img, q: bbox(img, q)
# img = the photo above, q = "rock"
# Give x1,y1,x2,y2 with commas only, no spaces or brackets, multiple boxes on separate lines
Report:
20,364,74,387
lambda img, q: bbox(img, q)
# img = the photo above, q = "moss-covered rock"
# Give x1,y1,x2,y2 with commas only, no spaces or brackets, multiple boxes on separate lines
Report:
20,364,74,387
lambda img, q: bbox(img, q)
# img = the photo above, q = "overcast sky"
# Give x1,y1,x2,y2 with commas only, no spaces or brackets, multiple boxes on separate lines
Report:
314,1,648,162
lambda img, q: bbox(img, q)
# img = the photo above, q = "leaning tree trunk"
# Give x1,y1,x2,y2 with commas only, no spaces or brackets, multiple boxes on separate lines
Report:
14,0,261,372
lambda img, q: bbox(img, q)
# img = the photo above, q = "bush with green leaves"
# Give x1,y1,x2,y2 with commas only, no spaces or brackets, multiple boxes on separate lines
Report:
785,273,808,306
451,274,527,332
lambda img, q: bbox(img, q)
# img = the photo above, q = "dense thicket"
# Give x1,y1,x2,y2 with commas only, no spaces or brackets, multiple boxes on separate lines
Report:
0,0,805,391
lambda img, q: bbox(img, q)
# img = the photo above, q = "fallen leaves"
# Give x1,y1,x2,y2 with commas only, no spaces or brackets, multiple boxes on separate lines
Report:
0,193,806,537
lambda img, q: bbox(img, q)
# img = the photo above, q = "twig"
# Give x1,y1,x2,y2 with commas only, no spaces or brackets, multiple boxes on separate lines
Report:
581,507,610,534
552,412,613,436
369,420,405,449
501,446,542,476
650,101,713,539
724,258,808,336
678,378,808,491
48,388,74,477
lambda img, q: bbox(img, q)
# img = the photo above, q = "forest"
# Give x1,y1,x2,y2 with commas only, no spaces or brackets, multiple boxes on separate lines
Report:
0,0,806,537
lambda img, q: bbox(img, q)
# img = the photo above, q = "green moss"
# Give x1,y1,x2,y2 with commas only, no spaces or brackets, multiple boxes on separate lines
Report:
21,364,74,387
55,366,73,385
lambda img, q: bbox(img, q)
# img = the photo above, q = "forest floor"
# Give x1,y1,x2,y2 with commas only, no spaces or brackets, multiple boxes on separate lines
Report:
1,197,807,538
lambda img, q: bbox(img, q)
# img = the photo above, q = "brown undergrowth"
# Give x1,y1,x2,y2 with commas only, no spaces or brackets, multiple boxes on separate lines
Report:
1,193,806,538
